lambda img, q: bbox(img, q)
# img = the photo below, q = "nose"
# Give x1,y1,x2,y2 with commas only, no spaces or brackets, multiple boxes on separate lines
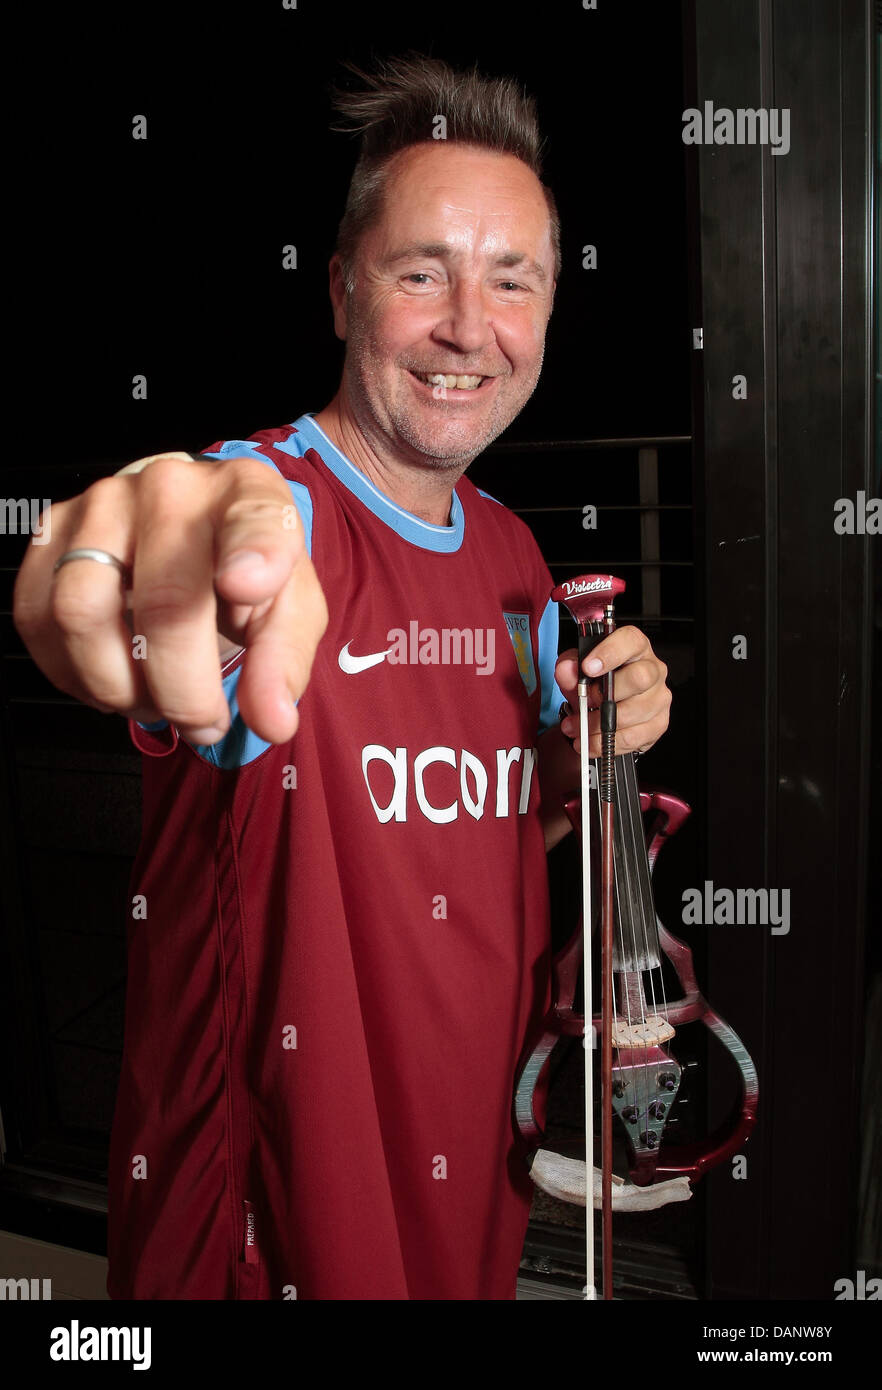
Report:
431,279,495,357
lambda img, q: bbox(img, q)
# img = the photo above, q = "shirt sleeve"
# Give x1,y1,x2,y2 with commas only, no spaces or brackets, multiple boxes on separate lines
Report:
536,596,567,737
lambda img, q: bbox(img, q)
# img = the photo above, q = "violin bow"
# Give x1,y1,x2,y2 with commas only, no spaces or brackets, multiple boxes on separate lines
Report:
513,575,758,1295
552,574,626,1301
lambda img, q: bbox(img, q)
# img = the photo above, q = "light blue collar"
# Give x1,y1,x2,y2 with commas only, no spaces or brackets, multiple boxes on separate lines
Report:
284,412,465,553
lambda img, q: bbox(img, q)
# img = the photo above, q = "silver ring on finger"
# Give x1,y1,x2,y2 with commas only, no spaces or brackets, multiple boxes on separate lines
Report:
53,548,131,586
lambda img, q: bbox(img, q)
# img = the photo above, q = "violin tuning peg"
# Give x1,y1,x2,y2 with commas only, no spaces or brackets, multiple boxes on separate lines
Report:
552,575,627,628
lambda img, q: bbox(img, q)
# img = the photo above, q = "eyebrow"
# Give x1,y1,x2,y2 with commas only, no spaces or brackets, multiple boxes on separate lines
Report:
384,241,548,284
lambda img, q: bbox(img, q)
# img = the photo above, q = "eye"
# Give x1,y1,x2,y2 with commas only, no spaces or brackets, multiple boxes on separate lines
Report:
499,281,528,292
404,273,433,285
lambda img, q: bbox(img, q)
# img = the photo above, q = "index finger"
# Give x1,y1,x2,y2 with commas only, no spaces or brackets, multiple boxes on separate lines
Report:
132,458,303,742
233,542,329,745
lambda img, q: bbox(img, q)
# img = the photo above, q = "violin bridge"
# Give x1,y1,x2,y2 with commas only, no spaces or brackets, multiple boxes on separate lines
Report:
611,1017,676,1047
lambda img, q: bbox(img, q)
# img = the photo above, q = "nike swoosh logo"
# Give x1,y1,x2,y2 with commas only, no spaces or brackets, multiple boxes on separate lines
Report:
338,641,393,674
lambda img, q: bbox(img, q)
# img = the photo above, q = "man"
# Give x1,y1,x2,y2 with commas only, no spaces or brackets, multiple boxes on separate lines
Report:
13,54,671,1299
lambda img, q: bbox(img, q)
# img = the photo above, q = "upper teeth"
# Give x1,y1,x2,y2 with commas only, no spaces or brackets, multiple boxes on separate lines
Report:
421,373,484,390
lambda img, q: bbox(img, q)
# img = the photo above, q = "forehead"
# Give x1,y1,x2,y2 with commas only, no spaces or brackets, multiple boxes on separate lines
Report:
368,142,553,262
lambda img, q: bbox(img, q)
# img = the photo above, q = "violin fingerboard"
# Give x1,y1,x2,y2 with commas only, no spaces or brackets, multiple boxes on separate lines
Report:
605,753,661,973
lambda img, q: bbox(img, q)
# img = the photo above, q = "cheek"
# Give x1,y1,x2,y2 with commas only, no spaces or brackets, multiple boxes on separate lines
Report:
366,296,434,354
497,312,547,364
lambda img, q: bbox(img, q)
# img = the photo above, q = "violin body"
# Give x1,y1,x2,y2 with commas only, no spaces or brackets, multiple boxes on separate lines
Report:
514,756,759,1200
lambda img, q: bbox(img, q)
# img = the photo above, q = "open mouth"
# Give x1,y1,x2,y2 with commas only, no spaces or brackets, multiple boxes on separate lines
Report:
408,369,495,396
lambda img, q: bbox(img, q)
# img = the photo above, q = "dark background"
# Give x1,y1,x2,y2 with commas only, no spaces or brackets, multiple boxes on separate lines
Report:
37,5,691,461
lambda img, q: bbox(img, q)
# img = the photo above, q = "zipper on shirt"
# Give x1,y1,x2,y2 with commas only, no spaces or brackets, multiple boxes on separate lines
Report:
241,1198,259,1264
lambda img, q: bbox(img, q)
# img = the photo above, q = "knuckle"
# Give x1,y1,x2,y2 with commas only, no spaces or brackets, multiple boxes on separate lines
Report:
137,455,188,487
84,475,128,508
136,465,197,523
223,494,291,529
221,455,266,476
135,581,204,623
141,456,219,509
244,459,291,488
50,586,110,635
139,464,200,508
221,456,288,497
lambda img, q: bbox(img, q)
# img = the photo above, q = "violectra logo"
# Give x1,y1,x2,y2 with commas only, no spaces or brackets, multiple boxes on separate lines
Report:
339,622,496,676
561,578,611,597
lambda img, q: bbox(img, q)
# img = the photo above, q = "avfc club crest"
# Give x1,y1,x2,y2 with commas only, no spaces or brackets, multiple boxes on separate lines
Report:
504,613,536,696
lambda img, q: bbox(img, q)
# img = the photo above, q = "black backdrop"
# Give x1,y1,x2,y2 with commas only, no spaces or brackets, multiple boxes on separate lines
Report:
29,2,690,465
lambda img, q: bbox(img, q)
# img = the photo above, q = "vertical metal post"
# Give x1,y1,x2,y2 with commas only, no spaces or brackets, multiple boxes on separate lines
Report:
638,446,661,620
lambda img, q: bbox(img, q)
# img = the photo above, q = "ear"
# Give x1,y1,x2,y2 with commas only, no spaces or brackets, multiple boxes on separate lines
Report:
328,254,349,341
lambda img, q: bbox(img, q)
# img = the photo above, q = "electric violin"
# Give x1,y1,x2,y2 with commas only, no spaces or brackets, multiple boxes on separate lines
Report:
514,573,758,1300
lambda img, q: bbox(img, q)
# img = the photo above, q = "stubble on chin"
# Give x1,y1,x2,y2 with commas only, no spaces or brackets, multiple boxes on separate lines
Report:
384,395,509,469
345,350,544,471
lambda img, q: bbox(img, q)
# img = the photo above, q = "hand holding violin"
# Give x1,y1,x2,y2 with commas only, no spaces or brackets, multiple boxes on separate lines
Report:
555,626,672,758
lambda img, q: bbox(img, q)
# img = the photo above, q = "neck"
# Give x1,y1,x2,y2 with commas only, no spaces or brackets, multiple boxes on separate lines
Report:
312,389,469,527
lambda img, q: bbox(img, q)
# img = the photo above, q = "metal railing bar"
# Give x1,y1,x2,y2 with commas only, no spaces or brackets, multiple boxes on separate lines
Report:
514,504,691,513
485,435,692,452
551,559,693,567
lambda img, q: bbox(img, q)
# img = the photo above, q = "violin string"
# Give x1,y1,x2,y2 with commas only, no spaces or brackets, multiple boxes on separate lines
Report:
616,755,657,1148
634,756,661,1141
627,753,665,1029
608,760,635,1039
605,758,631,1148
606,768,635,1203
619,753,653,1143
593,745,625,1280
626,752,675,1167
580,681,596,1300
629,755,671,1031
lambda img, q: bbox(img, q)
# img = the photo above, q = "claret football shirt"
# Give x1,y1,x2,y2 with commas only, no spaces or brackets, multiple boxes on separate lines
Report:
107,413,565,1299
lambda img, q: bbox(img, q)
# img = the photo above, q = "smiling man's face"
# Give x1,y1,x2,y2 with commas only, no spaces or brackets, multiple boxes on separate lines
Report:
329,141,557,471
